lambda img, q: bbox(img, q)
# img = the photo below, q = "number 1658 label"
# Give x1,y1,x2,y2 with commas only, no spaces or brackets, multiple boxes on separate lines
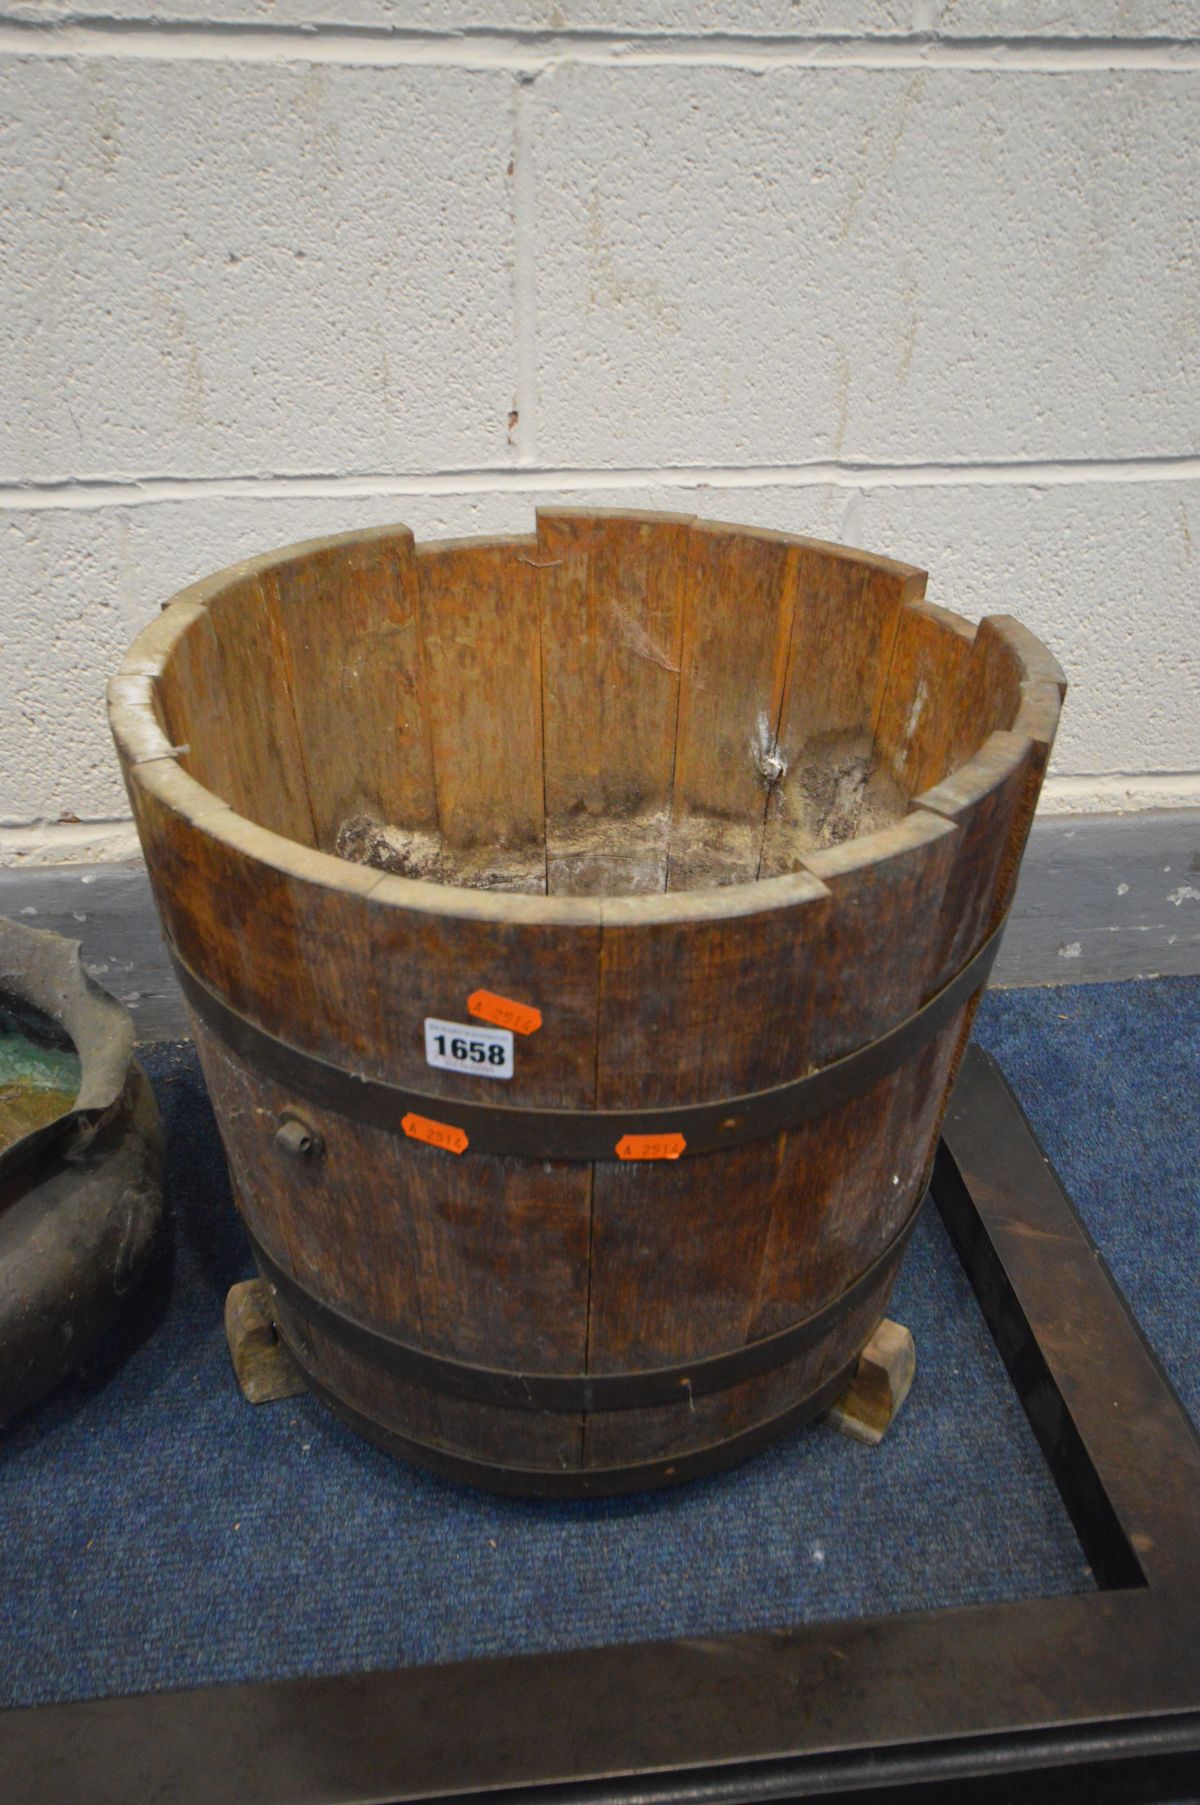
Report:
424,1017,514,1081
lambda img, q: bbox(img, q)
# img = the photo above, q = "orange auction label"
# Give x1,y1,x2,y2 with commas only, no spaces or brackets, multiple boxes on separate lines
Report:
615,1132,687,1161
402,1112,469,1156
467,989,543,1037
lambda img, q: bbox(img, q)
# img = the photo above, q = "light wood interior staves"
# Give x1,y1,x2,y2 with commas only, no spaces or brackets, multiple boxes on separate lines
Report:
128,512,1062,914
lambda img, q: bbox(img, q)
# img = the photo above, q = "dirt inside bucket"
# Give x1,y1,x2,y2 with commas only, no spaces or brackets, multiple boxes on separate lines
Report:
335,735,908,896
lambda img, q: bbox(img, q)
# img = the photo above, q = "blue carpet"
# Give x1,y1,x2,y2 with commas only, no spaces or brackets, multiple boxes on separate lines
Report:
1,977,1196,1709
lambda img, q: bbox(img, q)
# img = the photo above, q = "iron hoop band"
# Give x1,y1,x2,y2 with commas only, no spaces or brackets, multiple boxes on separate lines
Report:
284,1352,866,1497
248,1188,920,1415
168,913,1005,1163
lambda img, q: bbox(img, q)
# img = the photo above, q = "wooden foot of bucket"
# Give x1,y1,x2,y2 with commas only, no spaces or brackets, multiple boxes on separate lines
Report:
823,1319,915,1446
225,1279,306,1405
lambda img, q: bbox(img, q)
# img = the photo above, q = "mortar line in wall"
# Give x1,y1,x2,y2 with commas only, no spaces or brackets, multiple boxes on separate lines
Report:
2,19,1200,71
3,455,1200,512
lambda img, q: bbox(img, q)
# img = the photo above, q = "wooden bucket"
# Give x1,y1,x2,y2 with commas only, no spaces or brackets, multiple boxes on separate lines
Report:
109,512,1064,1495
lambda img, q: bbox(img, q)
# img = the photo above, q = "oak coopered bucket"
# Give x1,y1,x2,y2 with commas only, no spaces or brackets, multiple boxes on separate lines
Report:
108,511,1064,1495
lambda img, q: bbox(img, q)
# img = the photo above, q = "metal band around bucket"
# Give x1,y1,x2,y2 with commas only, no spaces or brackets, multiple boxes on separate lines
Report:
291,1356,864,1498
169,913,1005,1163
248,1188,921,1415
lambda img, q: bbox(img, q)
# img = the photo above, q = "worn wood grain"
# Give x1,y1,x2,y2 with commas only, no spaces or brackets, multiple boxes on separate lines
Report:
123,755,604,1110
362,874,603,1111
917,683,1064,1110
998,677,1066,921
824,1317,916,1446
267,527,437,854
585,1136,788,1371
667,522,797,889
939,613,1067,785
585,815,958,1374
195,1018,592,1413
871,600,978,802
747,1007,969,1340
193,1018,427,1348
595,872,830,1108
224,1278,306,1405
761,540,924,872
120,758,378,1068
799,810,959,1064
737,812,967,1347
13,805,1190,1052
290,1323,584,1473
195,572,317,846
150,603,245,813
582,1270,893,1471
537,508,692,896
917,732,1037,993
416,536,545,892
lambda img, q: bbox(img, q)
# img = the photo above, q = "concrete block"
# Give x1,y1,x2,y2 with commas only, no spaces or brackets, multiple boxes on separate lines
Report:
0,55,517,483
0,510,131,823
531,64,1200,466
682,477,1199,786
842,479,1200,783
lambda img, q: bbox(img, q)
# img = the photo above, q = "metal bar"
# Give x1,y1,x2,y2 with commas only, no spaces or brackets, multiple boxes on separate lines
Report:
482,1716,1200,1804
931,1136,1145,1591
248,1194,921,1415
936,1047,1200,1597
293,1355,862,1499
167,916,1005,1162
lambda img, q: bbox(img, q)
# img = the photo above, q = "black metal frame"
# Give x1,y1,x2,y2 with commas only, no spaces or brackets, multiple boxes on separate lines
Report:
5,1044,1200,1805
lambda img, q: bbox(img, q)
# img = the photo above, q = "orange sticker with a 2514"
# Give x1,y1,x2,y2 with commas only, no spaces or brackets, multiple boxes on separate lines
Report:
402,1112,469,1156
615,1132,687,1161
467,989,543,1037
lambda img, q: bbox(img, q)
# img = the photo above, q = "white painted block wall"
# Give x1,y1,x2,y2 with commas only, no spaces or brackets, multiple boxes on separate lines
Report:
1,3,1197,863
